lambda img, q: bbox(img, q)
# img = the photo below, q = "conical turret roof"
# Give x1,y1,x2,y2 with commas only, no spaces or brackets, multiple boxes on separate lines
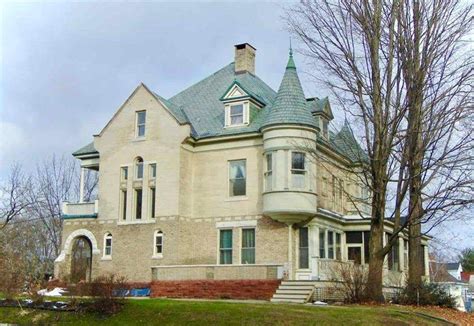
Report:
261,49,317,130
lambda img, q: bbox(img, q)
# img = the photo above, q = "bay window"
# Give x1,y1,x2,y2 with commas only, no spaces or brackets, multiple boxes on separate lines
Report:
264,153,272,191
291,152,306,189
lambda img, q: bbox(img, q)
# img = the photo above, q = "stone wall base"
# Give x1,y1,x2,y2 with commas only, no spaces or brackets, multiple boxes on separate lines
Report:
150,280,281,300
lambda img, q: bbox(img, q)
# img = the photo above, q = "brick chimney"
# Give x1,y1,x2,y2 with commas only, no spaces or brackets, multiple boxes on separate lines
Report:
234,43,256,75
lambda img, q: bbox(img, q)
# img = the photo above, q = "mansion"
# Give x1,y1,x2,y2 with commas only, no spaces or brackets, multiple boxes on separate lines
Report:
55,43,430,289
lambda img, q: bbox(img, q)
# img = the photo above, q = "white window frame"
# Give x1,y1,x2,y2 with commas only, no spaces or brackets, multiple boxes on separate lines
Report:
121,167,128,181
240,228,256,265
228,159,247,198
264,152,273,192
224,101,249,127
218,228,233,265
153,230,163,258
135,157,144,180
136,110,146,138
103,233,113,259
149,163,157,179
291,151,307,189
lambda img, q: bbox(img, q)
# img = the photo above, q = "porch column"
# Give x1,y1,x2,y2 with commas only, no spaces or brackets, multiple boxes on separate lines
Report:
424,245,430,277
288,223,293,280
79,167,85,203
398,237,404,272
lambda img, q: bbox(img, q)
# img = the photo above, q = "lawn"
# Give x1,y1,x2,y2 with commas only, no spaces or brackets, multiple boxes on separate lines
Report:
0,299,451,325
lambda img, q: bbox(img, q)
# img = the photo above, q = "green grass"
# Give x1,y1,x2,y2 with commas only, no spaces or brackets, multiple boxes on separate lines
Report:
0,299,450,325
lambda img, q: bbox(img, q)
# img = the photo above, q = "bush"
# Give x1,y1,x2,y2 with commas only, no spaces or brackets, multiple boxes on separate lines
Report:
329,262,369,303
393,283,456,308
84,273,127,316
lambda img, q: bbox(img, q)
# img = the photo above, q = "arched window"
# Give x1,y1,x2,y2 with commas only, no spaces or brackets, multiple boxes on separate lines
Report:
135,157,144,179
103,233,112,258
154,231,163,257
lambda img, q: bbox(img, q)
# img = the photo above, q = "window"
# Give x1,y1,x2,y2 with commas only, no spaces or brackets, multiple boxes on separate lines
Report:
229,160,246,197
135,188,142,219
104,233,112,257
336,233,342,260
291,152,306,188
135,157,144,179
323,120,328,138
346,231,370,264
241,229,255,264
387,234,399,271
319,229,326,258
219,229,233,264
149,163,156,179
404,240,408,270
120,190,127,220
299,228,309,269
136,111,146,137
328,231,334,259
229,104,244,125
264,153,272,191
154,231,163,256
150,187,156,218
121,167,128,181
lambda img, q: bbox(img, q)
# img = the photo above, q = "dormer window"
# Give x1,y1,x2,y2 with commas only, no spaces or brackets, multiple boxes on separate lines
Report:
225,102,249,127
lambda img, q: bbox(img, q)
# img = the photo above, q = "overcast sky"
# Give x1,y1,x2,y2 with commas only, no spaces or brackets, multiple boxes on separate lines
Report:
1,1,472,256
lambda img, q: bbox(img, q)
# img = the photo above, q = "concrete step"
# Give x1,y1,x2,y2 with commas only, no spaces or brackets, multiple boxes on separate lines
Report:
271,298,306,303
272,294,308,300
281,281,317,286
278,285,314,290
275,289,312,295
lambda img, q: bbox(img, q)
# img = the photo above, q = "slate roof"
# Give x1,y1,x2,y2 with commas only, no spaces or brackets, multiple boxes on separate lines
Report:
330,121,368,163
169,63,277,138
260,51,318,130
73,50,366,164
73,142,98,157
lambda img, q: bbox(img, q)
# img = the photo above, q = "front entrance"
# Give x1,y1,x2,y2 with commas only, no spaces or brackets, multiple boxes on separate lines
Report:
71,236,92,283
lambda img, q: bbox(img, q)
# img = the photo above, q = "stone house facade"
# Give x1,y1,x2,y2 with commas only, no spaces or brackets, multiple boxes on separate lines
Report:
54,43,430,285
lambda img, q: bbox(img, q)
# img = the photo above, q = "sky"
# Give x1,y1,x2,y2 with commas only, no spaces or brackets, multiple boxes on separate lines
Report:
1,1,472,256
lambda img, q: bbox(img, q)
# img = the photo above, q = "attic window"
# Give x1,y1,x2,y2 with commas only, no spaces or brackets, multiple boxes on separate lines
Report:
225,102,249,127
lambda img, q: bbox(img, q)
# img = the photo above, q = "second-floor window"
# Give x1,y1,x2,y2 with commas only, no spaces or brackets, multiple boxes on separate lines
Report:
149,163,156,179
136,111,146,137
135,188,142,219
291,152,306,189
121,167,128,181
229,159,246,197
136,157,144,179
264,153,272,192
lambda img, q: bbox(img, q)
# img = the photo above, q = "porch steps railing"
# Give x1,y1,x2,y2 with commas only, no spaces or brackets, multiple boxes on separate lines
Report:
270,281,315,303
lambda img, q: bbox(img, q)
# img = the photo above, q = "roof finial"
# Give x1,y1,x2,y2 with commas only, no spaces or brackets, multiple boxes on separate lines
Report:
289,37,293,57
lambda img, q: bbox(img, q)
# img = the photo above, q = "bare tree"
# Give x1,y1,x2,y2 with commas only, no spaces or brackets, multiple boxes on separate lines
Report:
0,163,31,228
286,0,408,301
397,0,473,291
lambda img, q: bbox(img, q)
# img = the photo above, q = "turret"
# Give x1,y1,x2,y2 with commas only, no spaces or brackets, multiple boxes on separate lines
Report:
261,48,318,224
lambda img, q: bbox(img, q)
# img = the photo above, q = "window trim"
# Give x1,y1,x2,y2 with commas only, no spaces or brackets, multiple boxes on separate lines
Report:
149,187,156,218
219,229,233,265
149,163,157,180
134,188,143,220
228,159,247,198
136,110,146,138
153,230,163,258
102,232,113,259
135,157,144,180
224,101,249,127
240,228,256,264
120,189,127,220
291,151,307,189
264,152,273,192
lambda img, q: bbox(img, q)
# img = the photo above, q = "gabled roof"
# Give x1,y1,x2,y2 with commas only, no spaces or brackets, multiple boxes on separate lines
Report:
330,121,367,163
307,97,334,120
169,63,277,138
73,142,98,157
219,80,266,106
260,50,317,130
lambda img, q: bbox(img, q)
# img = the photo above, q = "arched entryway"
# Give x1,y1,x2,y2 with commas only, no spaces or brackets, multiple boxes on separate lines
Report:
71,236,92,283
